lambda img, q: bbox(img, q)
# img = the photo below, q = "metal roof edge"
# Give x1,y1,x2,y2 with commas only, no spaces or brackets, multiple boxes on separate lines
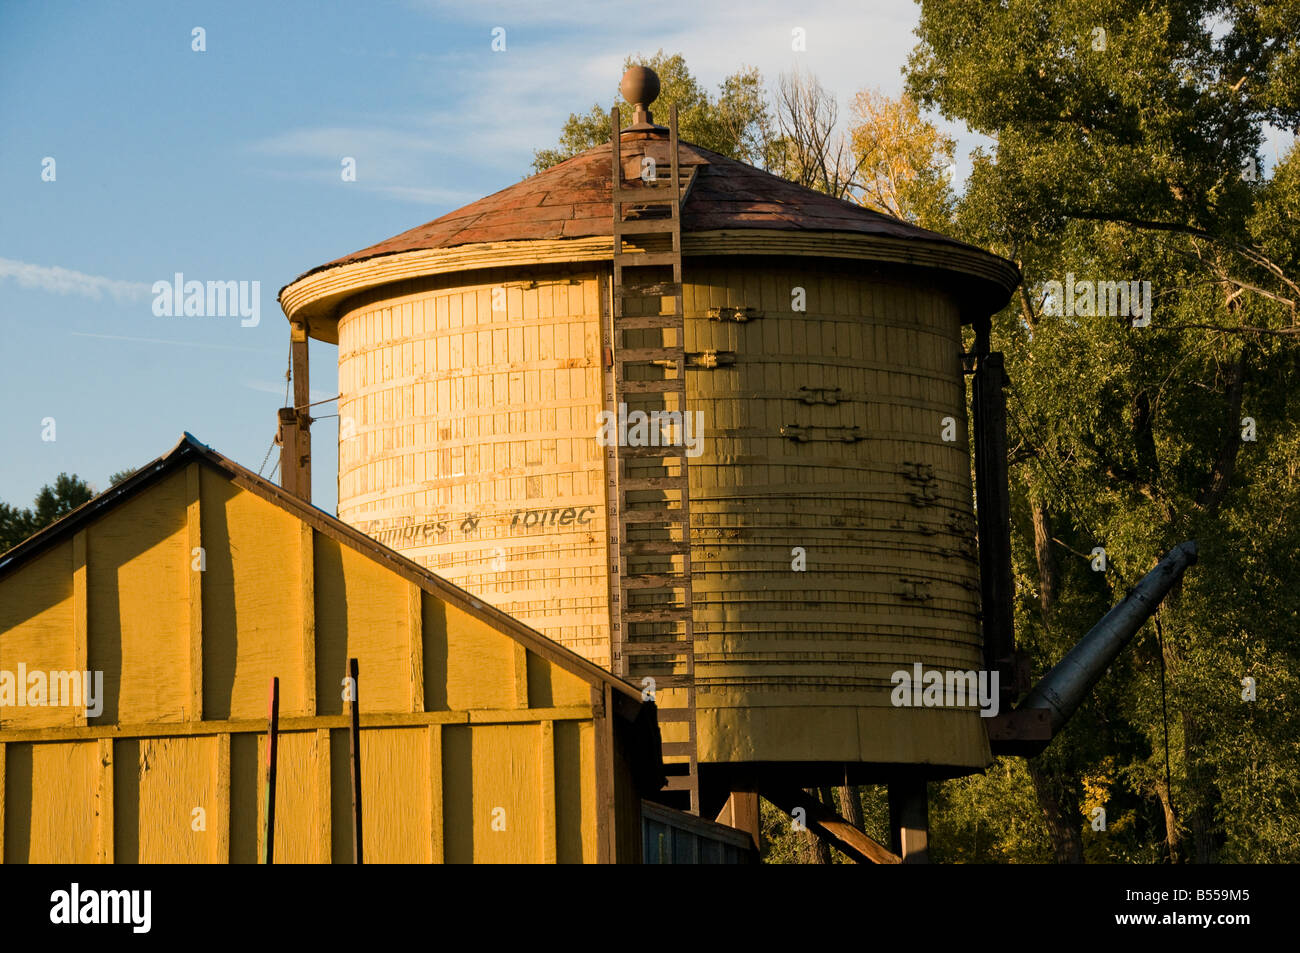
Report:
280,229,1021,339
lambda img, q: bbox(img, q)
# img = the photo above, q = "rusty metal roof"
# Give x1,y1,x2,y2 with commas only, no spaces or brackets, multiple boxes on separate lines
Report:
293,133,985,283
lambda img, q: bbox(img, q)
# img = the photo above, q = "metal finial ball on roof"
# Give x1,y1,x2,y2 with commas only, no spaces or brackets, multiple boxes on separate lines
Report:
620,66,660,127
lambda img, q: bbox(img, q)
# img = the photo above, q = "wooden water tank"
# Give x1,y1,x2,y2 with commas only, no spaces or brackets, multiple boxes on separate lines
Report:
280,131,1020,784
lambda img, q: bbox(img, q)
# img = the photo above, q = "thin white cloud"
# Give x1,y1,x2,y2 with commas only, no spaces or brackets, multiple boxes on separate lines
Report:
248,124,487,206
250,126,443,159
0,258,152,302
69,332,271,353
249,0,990,209
242,380,336,402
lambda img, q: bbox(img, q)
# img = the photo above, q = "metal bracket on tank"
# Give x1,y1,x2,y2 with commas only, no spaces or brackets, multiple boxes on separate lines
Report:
899,461,939,506
897,577,933,601
652,350,736,369
780,424,864,443
946,510,976,538
890,517,938,536
898,461,936,483
707,306,762,322
798,385,842,405
907,486,939,506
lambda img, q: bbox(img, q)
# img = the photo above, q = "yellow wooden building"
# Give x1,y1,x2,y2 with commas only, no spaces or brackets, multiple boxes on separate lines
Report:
0,434,667,863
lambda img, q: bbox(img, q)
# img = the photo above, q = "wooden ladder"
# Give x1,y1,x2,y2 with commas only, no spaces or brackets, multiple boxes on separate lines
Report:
603,103,700,814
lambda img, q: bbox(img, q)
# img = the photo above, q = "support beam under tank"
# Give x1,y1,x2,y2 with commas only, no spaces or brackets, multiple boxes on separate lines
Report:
762,787,901,864
888,778,930,864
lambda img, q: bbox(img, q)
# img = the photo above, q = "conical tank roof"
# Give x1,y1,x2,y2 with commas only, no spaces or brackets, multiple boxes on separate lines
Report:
280,127,1020,339
316,137,977,269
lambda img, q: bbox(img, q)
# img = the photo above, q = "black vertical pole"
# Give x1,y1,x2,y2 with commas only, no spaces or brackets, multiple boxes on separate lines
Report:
349,657,363,864
262,676,279,864
972,317,1016,706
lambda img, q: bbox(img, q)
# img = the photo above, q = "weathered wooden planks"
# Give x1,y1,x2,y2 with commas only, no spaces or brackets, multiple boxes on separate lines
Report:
0,455,642,863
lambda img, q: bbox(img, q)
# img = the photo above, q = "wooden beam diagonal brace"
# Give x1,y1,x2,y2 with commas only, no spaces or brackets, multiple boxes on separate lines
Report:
762,787,901,865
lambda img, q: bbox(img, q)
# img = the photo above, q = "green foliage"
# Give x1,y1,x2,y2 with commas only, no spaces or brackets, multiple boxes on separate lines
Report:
531,51,776,173
910,0,1300,863
932,760,1055,862
0,473,95,553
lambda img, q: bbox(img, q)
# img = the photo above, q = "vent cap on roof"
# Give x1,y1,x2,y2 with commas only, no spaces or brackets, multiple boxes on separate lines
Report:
620,66,663,131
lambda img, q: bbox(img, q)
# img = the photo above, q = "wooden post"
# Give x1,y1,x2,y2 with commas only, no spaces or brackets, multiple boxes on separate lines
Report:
888,778,930,864
972,320,1016,704
290,319,312,501
807,788,833,863
591,685,615,864
714,791,761,852
277,407,300,497
261,677,280,864
348,657,363,864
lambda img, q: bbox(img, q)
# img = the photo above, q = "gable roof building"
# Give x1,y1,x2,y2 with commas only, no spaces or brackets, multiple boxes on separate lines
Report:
0,434,671,863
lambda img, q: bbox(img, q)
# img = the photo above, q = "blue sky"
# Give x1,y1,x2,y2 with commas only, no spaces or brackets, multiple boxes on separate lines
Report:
3,1,1290,516
0,0,949,515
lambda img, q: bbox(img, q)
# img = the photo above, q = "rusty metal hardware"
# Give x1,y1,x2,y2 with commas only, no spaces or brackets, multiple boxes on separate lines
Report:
780,424,864,443
798,385,842,405
897,577,933,601
707,306,762,323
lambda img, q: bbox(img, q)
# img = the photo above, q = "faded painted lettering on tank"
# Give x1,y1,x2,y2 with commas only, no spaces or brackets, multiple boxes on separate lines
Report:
356,507,596,546
510,506,595,531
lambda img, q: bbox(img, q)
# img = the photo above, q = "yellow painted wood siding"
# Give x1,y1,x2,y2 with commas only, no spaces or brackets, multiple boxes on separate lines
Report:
331,256,989,771
0,464,606,862
0,542,75,730
682,257,988,768
335,268,612,668
88,472,190,724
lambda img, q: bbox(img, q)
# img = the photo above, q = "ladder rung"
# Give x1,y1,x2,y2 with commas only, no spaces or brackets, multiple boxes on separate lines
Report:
654,707,697,722
663,775,699,791
617,347,684,363
621,540,689,555
613,192,680,206
624,607,692,622
619,282,681,298
617,378,684,393
621,507,687,523
614,179,686,193
625,639,693,655
618,445,692,460
661,742,696,758
622,573,691,590
621,475,688,491
621,534,691,549
642,674,697,688
613,315,683,329
614,251,680,267
615,218,680,235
